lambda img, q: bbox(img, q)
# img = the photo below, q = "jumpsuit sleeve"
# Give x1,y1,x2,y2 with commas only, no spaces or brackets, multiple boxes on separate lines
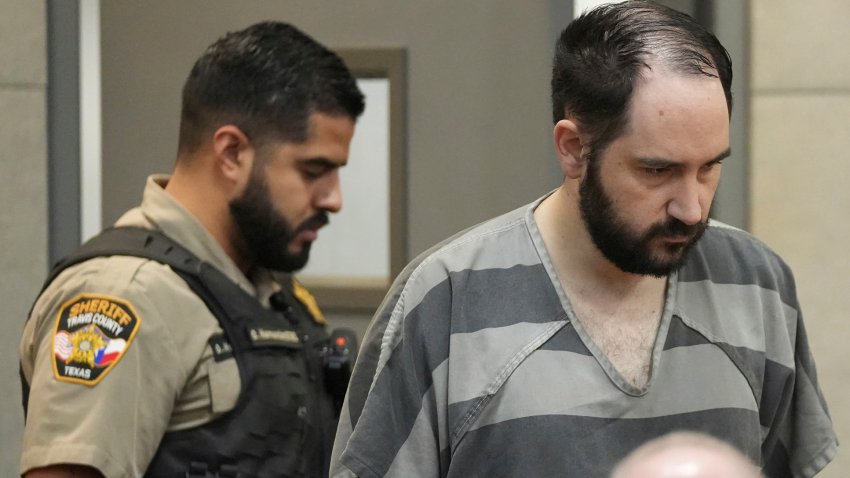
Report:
758,262,837,478
331,261,453,478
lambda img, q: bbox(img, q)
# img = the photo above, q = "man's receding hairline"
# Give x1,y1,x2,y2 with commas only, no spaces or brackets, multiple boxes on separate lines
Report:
612,57,725,141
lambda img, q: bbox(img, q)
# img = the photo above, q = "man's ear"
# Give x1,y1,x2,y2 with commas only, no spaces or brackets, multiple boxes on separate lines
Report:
553,119,588,179
212,125,254,186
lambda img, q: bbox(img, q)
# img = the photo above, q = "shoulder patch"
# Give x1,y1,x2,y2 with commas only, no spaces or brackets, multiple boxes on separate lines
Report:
292,279,326,325
52,293,141,386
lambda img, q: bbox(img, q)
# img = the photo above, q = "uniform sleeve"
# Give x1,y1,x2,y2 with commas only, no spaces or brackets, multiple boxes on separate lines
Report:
19,257,208,477
760,266,837,478
331,263,453,478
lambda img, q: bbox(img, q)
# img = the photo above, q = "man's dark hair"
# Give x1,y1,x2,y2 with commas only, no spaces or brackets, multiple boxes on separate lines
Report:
178,21,365,154
551,1,732,156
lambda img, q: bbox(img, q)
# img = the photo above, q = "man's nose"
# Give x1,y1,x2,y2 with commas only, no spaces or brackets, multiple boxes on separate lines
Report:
316,171,342,213
667,178,704,226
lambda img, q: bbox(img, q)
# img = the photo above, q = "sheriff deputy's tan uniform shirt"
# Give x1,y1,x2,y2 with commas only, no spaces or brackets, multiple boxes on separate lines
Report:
20,175,282,477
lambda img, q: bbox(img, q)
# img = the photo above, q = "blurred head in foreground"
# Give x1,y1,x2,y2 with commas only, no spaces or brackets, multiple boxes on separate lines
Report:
610,432,764,478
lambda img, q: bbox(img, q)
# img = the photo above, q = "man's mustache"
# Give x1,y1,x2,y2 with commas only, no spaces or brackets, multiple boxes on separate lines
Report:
296,212,329,233
648,217,707,238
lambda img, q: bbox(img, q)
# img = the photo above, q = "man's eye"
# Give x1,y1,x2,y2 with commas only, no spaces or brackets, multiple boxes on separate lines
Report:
702,160,723,172
644,167,668,176
302,167,326,179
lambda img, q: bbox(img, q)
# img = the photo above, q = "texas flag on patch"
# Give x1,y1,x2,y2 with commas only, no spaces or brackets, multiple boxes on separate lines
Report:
53,293,141,386
94,338,127,367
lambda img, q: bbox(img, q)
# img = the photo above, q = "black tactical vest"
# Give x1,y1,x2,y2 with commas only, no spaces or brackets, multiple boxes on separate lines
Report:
23,227,338,477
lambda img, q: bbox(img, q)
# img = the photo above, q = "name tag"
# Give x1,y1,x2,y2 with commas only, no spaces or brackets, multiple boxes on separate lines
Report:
248,327,302,348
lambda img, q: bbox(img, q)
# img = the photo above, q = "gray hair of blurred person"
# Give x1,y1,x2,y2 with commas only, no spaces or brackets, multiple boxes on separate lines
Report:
610,431,764,478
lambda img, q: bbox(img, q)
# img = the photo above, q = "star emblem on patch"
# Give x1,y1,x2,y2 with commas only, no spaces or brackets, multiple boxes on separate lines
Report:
52,293,141,386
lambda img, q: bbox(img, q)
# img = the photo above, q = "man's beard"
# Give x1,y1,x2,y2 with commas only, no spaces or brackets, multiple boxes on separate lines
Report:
578,157,707,278
229,171,327,272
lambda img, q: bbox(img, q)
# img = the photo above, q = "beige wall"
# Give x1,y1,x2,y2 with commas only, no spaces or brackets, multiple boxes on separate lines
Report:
0,0,47,472
750,1,849,476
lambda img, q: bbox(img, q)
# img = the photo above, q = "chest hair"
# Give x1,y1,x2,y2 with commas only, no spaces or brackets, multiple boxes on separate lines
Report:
568,289,664,389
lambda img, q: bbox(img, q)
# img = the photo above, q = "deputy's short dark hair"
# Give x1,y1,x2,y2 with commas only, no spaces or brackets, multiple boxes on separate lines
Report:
178,21,365,154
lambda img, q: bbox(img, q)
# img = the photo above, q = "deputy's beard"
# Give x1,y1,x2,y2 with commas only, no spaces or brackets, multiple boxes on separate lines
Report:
229,172,326,272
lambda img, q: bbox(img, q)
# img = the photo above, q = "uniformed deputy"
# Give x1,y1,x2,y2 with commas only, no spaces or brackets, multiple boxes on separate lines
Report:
19,22,364,478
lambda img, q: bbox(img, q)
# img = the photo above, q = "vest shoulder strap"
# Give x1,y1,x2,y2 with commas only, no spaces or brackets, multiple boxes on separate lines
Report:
40,226,255,343
43,226,203,291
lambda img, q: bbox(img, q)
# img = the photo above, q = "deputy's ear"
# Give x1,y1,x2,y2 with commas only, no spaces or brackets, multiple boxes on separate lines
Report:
212,125,254,185
553,119,588,179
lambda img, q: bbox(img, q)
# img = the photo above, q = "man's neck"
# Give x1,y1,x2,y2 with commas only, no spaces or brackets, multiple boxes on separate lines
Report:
534,185,668,296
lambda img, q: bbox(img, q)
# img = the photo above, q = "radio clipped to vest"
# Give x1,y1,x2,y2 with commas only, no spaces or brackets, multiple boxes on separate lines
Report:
323,328,357,413
269,289,357,415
